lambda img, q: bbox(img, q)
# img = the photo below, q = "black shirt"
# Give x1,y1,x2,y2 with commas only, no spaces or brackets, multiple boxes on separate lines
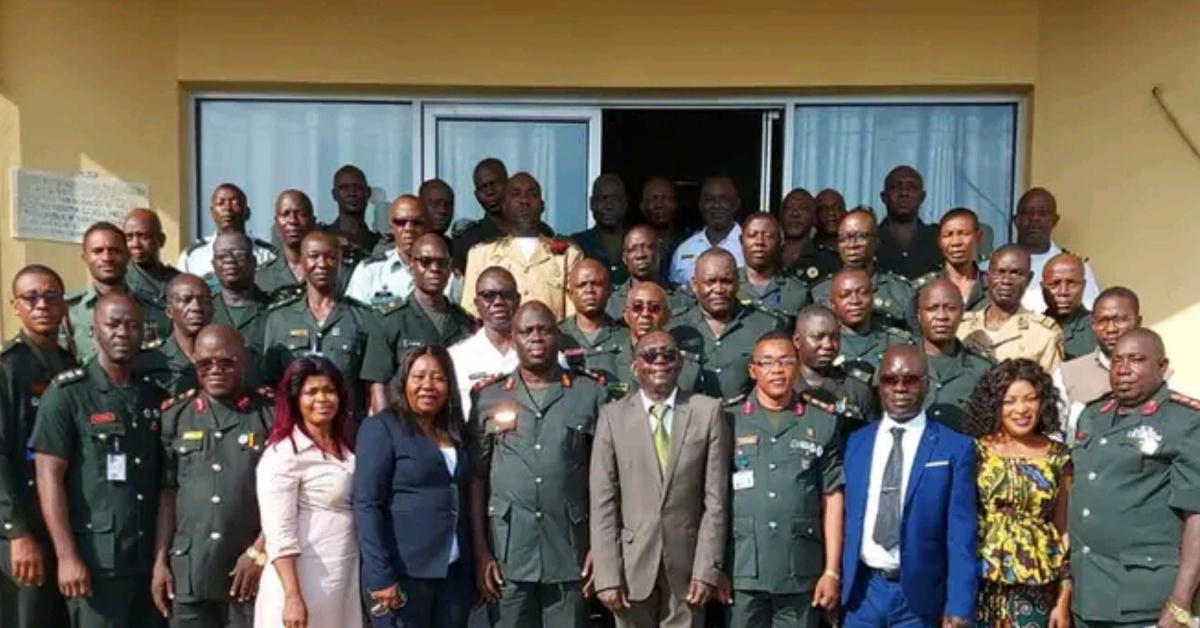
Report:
876,218,942,281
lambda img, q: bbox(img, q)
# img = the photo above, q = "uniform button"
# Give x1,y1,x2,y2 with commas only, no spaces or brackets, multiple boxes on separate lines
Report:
1087,472,1096,481
535,412,543,419
768,521,777,529
768,463,777,470
534,477,543,484
1099,438,1108,445
214,432,223,439
1082,546,1090,554
133,457,141,466
934,383,943,389
1082,508,1090,517
714,368,723,374
534,512,543,520
211,496,222,504
210,531,222,540
86,523,92,530
212,464,222,472
534,444,542,450
136,494,144,502
714,340,722,347
770,437,777,444
768,492,776,499
3,523,12,531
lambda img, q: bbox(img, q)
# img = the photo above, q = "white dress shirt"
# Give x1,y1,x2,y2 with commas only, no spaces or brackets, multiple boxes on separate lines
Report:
178,234,276,278
344,248,463,305
669,224,746,286
860,412,927,571
982,241,1101,313
448,329,521,420
639,388,679,434
439,446,461,564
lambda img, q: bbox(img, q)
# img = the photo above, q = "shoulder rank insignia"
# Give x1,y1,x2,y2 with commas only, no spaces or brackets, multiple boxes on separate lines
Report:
571,368,606,386
53,368,85,385
0,337,20,355
472,373,507,392
267,286,304,309
376,297,407,315
724,392,750,409
141,337,165,351
1170,392,1200,412
161,388,198,411
799,390,836,415
886,326,914,342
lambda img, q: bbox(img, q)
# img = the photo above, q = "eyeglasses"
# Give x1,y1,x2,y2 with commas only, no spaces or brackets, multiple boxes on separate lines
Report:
213,250,252,263
752,357,799,369
629,301,664,316
413,255,450,269
636,347,680,364
195,357,238,373
391,217,427,229
880,374,924,387
478,289,518,303
14,291,65,307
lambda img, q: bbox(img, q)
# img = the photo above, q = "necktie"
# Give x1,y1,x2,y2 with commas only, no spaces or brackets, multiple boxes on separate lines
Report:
872,426,906,551
650,404,670,473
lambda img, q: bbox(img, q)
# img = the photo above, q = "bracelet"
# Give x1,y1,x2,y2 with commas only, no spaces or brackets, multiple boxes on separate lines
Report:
821,570,841,581
1164,600,1192,626
245,547,267,567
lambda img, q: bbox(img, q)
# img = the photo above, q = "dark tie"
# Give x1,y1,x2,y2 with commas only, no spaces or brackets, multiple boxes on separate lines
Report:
873,426,906,551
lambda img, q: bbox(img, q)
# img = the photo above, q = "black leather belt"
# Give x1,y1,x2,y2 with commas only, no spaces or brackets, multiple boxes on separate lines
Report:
863,564,900,581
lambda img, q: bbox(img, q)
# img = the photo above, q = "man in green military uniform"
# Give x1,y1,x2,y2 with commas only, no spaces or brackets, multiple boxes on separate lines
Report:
254,190,352,299
560,259,623,373
123,209,180,308
376,234,475,362
209,233,272,385
916,279,993,432
792,306,878,431
1041,253,1097,360
0,265,76,628
263,231,391,422
735,213,811,325
670,249,785,401
136,275,213,396
777,188,832,281
151,325,272,628
31,293,170,628
570,174,629,285
828,269,914,385
605,225,690,320
1069,329,1200,628
63,222,171,362
810,209,918,334
911,208,989,312
469,302,605,628
323,164,382,265
721,331,843,627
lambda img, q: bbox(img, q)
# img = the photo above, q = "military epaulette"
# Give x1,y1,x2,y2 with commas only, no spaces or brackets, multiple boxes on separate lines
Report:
1170,392,1200,412
799,390,837,415
267,286,304,310
885,326,914,342
471,373,508,392
1031,312,1061,331
570,368,608,386
160,388,198,411
53,368,86,385
65,290,86,305
251,237,278,253
723,392,750,408
911,271,939,289
375,296,408,315
140,337,165,351
0,337,21,356
881,268,914,285
962,341,996,363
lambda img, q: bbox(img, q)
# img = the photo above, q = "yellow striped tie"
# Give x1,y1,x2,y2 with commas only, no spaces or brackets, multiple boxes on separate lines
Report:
650,404,670,473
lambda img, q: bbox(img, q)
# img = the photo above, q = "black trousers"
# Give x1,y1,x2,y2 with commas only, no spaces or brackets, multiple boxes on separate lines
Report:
0,537,69,628
169,599,253,628
371,560,474,628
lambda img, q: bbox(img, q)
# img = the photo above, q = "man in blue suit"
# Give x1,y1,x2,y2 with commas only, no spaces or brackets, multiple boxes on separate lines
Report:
840,345,978,628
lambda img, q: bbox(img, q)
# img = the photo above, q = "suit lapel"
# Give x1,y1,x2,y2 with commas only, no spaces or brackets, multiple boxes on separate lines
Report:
624,395,664,494
903,422,939,509
661,395,694,501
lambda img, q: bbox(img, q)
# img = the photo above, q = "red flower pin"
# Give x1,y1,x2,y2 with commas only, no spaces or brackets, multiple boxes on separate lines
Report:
548,239,570,255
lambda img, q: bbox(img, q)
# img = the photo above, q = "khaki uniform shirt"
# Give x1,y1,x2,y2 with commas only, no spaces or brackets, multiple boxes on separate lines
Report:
957,307,1064,374
462,236,584,320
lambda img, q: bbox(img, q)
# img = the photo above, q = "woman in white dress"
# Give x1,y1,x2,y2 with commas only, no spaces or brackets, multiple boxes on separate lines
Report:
254,355,363,628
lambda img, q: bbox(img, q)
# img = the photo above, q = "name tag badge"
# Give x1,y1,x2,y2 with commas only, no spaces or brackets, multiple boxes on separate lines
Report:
732,469,755,491
106,453,127,482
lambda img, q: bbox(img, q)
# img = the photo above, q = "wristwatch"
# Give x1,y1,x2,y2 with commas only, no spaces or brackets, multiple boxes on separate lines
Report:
1164,600,1192,626
245,547,267,567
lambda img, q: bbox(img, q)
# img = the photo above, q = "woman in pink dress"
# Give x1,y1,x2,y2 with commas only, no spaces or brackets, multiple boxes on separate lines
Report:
254,356,363,628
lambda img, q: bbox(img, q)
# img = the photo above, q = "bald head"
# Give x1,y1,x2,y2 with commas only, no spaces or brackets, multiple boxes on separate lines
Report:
195,325,246,358
301,229,338,251
570,258,609,284
696,247,737,273
1116,328,1166,361
881,166,925,220
635,330,676,353
166,272,209,297
478,266,517,292
411,232,449,256
919,278,962,307
123,208,166,266
628,281,669,306
512,301,560,369
1041,252,1087,316
881,344,926,375
124,208,162,232
918,278,964,342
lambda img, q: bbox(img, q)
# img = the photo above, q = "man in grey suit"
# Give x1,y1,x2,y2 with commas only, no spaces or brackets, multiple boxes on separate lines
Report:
590,330,731,628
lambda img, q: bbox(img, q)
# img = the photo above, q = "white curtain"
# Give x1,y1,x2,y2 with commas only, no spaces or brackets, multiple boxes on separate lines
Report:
791,104,1017,242
196,100,415,241
436,118,590,235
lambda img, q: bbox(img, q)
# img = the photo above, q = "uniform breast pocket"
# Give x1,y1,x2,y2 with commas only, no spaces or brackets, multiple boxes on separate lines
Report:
87,422,126,467
563,419,594,466
172,437,205,482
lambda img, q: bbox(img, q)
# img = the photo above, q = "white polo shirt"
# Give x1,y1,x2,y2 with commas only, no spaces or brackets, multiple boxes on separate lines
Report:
668,224,745,286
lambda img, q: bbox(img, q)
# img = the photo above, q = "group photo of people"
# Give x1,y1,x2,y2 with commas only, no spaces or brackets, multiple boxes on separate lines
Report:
0,156,1195,628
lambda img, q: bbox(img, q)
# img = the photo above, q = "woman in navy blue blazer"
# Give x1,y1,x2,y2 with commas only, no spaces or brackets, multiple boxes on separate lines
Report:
353,345,479,628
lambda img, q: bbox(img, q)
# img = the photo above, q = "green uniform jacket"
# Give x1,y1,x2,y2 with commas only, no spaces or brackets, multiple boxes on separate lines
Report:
560,325,705,401
811,269,919,334
28,360,170,575
1056,308,1097,361
912,266,989,312
0,333,76,539
125,263,180,308
727,392,844,594
253,256,352,301
669,304,786,401
133,337,197,397
797,370,878,434
786,240,842,287
838,320,915,385
568,227,628,286
605,279,691,321
734,268,812,326
161,388,274,603
378,296,476,374
61,285,171,363
1070,385,1200,623
924,342,994,433
472,370,604,583
261,293,391,421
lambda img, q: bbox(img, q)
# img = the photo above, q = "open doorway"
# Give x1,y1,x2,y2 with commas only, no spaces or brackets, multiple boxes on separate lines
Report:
600,108,784,232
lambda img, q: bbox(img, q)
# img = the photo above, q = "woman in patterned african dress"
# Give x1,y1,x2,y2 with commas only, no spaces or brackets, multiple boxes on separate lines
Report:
963,359,1072,628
